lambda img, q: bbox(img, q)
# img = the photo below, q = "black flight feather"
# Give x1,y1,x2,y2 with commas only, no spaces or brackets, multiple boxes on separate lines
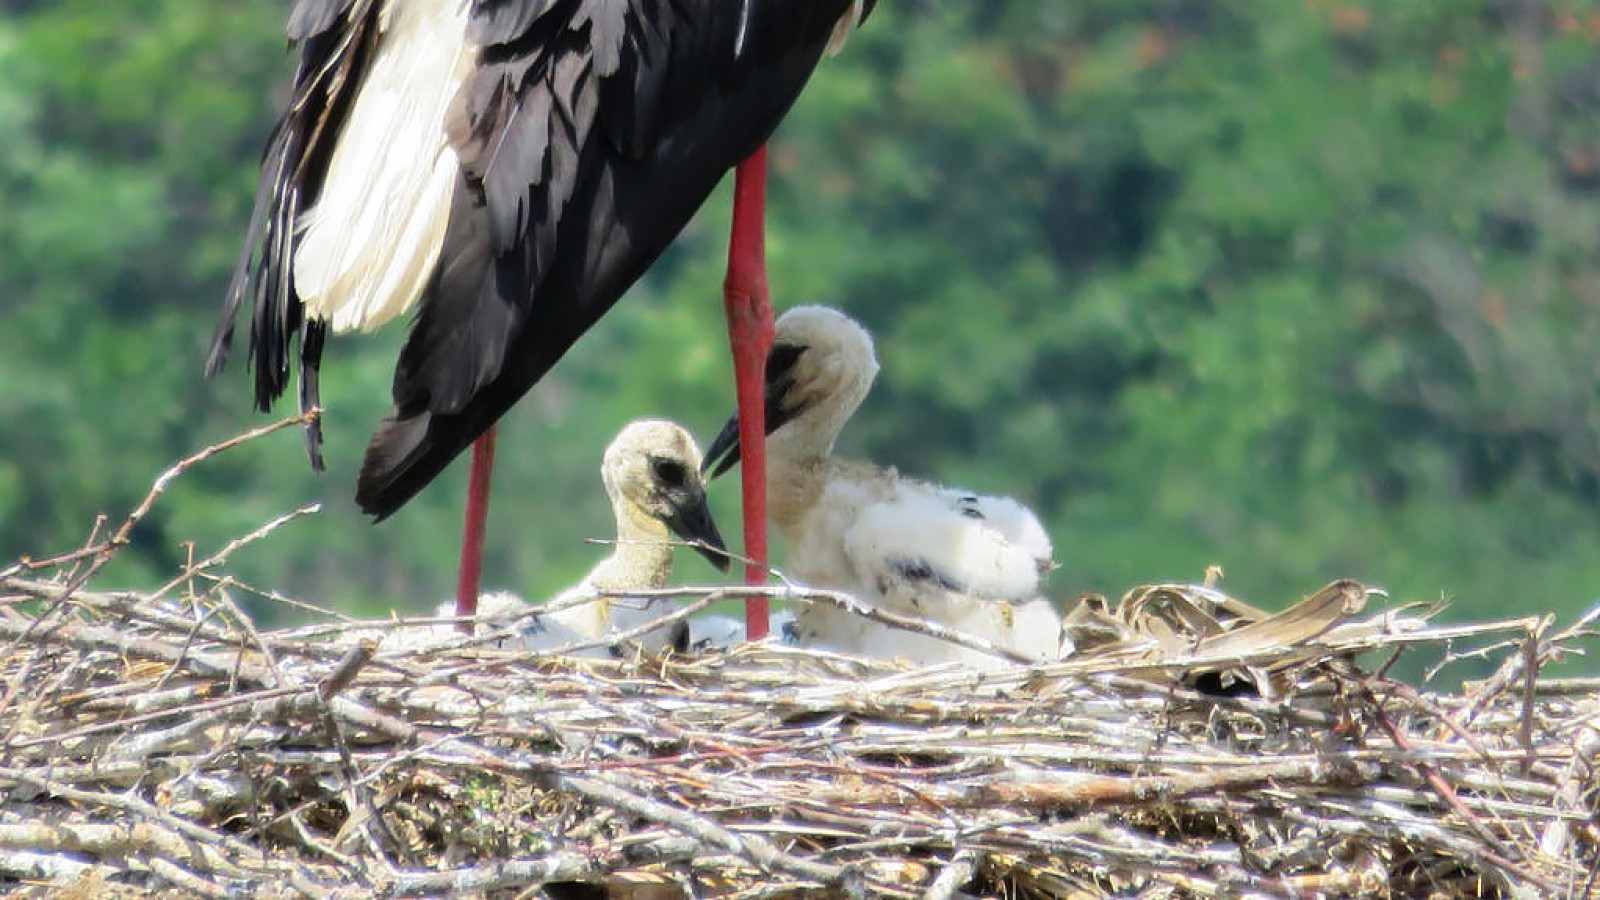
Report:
356,0,864,518
209,0,873,516
207,0,381,468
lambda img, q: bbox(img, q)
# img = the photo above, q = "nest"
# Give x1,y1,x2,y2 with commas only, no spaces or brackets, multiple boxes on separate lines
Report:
2,419,1598,899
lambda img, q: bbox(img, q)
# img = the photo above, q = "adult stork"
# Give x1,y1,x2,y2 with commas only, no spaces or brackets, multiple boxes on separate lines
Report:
207,0,875,636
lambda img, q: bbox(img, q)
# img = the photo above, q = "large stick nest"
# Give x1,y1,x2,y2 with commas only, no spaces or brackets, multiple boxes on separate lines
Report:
1,418,1597,899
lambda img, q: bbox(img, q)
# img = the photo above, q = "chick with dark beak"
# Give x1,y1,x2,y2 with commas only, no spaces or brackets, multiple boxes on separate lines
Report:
490,419,729,656
647,452,730,574
703,307,1061,669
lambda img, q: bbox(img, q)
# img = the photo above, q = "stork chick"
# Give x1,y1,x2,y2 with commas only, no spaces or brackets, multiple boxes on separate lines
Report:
401,419,729,655
703,306,1061,669
537,417,729,653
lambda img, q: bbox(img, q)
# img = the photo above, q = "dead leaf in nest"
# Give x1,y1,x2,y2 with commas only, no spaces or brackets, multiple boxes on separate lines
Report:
1058,593,1139,657
1190,579,1370,659
1116,581,1260,655
1105,579,1377,698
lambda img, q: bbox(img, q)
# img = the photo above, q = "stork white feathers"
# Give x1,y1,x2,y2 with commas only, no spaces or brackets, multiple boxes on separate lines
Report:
706,306,1062,669
417,587,682,659
387,419,728,656
685,608,798,650
826,0,871,55
293,0,474,333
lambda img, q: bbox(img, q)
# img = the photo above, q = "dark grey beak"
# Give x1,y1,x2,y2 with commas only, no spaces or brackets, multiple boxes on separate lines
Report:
664,489,731,572
702,415,743,479
702,343,810,479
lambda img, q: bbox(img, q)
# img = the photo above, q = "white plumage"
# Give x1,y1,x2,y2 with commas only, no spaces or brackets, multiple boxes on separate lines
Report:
417,587,683,659
685,608,798,650
385,419,727,656
826,0,870,55
713,306,1062,669
293,0,473,333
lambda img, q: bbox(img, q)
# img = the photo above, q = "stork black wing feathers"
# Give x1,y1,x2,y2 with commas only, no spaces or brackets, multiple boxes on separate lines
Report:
468,0,566,47
357,0,862,518
209,0,380,468
210,0,869,519
286,0,364,41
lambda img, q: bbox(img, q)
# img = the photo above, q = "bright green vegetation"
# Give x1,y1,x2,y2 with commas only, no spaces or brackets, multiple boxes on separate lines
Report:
2,3,1597,641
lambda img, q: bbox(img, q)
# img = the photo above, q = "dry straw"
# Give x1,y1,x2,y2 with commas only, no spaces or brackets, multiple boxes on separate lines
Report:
1,416,1597,898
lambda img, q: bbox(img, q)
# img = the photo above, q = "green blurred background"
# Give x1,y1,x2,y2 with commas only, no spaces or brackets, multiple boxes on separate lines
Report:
2,2,1598,650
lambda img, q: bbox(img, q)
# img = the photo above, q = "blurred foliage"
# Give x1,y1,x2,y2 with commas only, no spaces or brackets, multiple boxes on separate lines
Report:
1,1,1598,652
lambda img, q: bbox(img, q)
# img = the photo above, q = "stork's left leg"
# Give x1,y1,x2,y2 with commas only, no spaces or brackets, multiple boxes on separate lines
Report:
723,146,775,640
454,427,497,632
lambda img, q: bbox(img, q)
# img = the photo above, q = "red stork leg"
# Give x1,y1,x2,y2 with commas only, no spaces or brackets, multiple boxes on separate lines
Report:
724,145,775,640
454,426,498,632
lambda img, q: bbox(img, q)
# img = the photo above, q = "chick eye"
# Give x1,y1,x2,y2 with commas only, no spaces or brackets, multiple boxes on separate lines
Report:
652,458,688,488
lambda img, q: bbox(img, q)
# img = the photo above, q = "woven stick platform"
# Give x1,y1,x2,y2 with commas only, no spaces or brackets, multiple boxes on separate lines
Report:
1,419,1596,899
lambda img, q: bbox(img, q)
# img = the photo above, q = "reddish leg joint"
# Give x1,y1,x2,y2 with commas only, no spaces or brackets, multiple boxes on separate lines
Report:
725,146,774,640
